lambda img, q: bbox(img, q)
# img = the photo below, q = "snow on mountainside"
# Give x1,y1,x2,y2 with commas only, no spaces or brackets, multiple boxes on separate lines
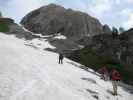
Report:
0,32,133,100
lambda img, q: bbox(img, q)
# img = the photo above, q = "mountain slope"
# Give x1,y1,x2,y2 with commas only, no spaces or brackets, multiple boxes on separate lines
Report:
0,32,132,100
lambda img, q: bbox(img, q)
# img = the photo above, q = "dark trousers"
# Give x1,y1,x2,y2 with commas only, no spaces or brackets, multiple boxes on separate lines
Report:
59,59,63,64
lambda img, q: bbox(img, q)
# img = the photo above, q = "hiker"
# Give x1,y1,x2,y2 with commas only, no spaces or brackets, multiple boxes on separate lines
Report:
59,53,64,64
97,67,109,81
111,69,120,95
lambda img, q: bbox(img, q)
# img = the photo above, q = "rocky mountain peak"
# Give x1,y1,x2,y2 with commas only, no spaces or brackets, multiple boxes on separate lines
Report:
21,4,105,40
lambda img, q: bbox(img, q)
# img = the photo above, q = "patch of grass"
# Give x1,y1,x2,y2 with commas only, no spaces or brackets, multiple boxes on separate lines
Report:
0,20,9,32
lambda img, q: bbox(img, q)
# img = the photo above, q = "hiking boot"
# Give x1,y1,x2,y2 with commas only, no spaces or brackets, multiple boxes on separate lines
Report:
112,92,117,96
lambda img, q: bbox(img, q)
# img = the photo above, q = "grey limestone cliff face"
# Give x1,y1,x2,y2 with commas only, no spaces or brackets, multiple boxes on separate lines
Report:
21,4,104,40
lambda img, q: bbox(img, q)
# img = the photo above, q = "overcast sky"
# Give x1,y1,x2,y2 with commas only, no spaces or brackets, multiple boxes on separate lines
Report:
0,0,133,29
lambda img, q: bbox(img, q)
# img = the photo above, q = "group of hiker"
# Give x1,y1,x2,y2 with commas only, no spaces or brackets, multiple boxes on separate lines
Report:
97,67,120,95
58,53,120,96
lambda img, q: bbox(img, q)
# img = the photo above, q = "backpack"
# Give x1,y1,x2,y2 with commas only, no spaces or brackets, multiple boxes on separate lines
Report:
59,54,64,59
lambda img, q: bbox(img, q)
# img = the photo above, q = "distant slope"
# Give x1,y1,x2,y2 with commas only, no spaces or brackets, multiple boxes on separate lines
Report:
0,32,132,100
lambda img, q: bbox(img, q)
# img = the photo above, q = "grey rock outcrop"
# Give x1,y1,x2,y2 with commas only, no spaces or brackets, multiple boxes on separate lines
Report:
0,18,39,40
0,18,14,24
7,23,39,40
21,4,104,40
103,24,112,34
70,28,133,65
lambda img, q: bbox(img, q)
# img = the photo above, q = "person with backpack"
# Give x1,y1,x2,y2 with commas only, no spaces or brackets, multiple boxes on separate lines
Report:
59,53,64,64
97,67,109,81
111,69,120,95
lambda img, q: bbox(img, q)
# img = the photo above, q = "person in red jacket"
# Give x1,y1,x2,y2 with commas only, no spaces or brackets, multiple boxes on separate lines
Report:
97,67,109,81
111,69,120,95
